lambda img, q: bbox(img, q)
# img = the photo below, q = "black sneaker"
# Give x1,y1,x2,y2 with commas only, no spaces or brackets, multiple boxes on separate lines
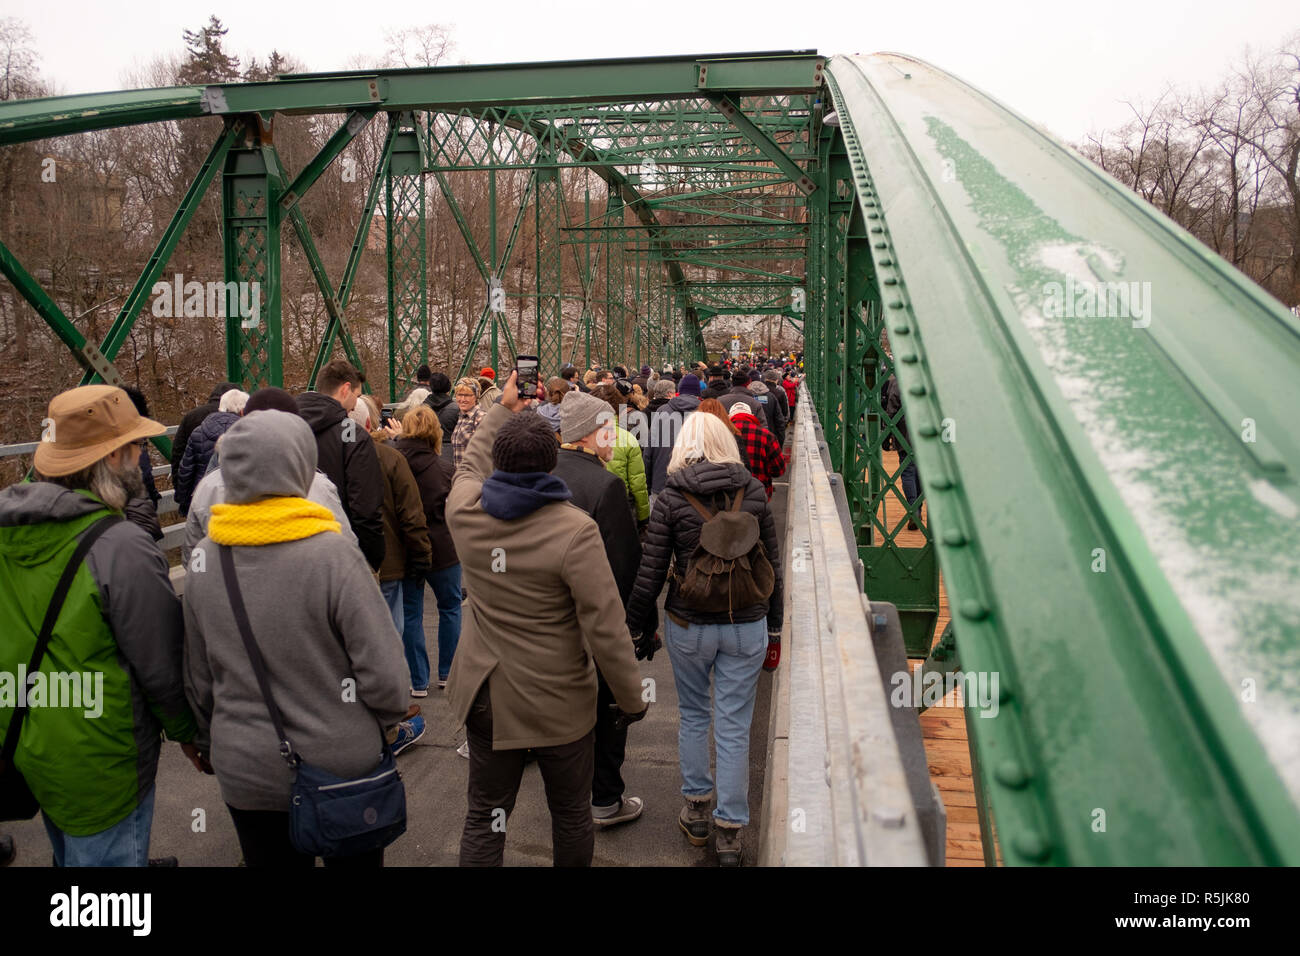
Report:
148,856,178,867
0,834,15,867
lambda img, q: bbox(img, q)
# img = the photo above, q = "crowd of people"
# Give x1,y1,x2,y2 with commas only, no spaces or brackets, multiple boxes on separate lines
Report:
0,353,803,869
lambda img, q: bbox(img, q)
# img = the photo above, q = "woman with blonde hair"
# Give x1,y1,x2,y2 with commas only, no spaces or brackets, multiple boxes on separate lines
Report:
392,405,462,693
623,410,782,867
449,377,485,471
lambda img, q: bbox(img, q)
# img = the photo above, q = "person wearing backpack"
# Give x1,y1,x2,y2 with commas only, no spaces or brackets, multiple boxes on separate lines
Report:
624,411,783,867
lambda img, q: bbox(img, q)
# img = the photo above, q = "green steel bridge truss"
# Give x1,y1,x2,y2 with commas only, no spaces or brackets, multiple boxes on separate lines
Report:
2,50,1299,865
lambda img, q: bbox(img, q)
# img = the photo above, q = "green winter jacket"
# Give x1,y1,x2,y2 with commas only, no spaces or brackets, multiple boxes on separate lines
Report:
606,425,650,522
0,482,196,835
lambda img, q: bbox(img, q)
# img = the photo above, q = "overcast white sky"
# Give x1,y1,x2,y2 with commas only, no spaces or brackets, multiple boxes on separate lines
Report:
8,0,1298,141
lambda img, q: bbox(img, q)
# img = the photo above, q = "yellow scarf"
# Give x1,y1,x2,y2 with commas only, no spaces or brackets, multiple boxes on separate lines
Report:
208,496,341,546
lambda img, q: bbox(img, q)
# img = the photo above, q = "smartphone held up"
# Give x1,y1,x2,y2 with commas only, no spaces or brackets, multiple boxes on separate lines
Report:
514,355,539,399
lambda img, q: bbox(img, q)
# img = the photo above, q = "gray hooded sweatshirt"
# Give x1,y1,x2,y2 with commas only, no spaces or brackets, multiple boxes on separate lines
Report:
181,410,409,813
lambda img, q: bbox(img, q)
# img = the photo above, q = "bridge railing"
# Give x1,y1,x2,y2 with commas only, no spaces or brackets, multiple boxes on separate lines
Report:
759,384,940,866
0,427,186,552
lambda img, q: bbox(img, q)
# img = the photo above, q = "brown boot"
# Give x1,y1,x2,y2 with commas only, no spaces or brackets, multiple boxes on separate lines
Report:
678,794,712,847
715,821,743,867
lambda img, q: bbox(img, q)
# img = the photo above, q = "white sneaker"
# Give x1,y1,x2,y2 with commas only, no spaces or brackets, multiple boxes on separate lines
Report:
457,740,470,759
411,687,429,698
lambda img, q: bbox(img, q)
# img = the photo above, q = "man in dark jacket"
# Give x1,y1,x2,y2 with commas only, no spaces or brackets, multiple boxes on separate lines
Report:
422,371,460,462
296,359,386,570
171,381,236,479
700,365,729,402
551,390,645,830
644,375,701,498
717,369,768,429
761,370,791,442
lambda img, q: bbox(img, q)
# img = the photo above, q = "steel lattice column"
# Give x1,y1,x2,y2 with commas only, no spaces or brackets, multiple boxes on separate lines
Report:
222,120,282,388
386,116,428,400
534,157,563,376
604,186,625,366
821,140,851,468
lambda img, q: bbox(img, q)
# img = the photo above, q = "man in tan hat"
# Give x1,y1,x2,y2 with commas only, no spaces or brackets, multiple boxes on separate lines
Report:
0,385,202,866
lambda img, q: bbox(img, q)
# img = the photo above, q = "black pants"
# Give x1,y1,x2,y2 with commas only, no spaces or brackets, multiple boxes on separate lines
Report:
593,667,628,808
459,683,594,867
227,806,384,868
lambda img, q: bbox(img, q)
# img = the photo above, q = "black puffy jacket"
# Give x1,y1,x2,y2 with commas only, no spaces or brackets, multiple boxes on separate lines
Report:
174,411,238,515
171,382,235,478
625,460,782,635
295,391,386,570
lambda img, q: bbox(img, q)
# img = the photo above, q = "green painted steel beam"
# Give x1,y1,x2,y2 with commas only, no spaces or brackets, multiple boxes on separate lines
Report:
310,119,399,387
79,121,242,386
0,52,821,148
222,124,281,388
279,108,377,214
706,93,816,195
230,52,824,114
824,53,1300,865
262,143,365,380
0,86,206,146
0,239,124,387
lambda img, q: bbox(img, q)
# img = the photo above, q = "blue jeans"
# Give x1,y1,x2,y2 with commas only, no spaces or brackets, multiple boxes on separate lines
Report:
401,564,463,686
380,579,404,637
900,460,921,508
426,564,463,681
43,783,156,866
663,616,767,825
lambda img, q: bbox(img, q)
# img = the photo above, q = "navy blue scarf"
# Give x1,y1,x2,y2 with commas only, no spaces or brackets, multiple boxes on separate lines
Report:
480,470,572,520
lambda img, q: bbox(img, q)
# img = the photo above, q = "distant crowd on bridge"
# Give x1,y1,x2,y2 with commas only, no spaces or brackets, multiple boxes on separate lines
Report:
0,353,806,868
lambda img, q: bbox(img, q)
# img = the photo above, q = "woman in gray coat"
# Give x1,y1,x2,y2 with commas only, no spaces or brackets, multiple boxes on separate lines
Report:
182,409,411,867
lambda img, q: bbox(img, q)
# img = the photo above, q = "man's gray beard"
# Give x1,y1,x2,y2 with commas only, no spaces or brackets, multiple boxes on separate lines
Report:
117,459,145,500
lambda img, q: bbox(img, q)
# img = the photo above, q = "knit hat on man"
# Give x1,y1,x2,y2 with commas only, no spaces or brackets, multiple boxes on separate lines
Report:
560,389,614,443
678,373,702,397
492,412,559,473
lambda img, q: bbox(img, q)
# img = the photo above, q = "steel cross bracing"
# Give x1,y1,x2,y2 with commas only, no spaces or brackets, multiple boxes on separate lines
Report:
0,51,820,393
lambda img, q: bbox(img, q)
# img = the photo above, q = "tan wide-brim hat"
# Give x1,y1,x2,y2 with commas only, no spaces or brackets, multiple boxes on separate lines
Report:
33,385,166,478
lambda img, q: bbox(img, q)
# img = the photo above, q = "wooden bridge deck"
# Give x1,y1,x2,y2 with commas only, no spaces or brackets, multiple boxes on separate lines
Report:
881,449,997,867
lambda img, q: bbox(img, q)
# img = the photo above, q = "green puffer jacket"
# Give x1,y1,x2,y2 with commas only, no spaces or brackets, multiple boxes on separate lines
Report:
0,482,196,836
606,425,650,523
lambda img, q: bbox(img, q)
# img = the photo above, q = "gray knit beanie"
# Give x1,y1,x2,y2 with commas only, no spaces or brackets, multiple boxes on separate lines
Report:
560,389,614,443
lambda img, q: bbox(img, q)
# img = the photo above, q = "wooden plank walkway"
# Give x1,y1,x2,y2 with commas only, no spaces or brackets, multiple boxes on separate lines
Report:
879,450,998,867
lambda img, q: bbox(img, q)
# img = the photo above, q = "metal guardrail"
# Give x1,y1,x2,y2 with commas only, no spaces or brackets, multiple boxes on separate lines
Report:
760,386,933,866
1,426,187,551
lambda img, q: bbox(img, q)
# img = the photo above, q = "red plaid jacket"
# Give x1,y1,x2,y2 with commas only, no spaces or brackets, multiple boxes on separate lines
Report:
730,411,786,496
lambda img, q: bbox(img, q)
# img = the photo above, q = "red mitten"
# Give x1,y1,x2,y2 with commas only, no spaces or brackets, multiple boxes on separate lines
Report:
764,636,781,672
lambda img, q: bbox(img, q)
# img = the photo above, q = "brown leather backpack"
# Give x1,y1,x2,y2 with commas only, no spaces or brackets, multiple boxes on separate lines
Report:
675,490,775,619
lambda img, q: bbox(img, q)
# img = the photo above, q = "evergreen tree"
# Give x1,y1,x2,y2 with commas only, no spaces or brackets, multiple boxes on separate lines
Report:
177,15,240,85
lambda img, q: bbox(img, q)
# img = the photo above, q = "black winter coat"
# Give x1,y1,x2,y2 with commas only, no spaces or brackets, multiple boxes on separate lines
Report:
392,437,459,571
700,381,729,402
296,391,386,570
718,387,768,429
174,411,238,515
423,390,460,461
170,382,235,477
551,445,640,605
625,460,782,635
643,394,699,496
